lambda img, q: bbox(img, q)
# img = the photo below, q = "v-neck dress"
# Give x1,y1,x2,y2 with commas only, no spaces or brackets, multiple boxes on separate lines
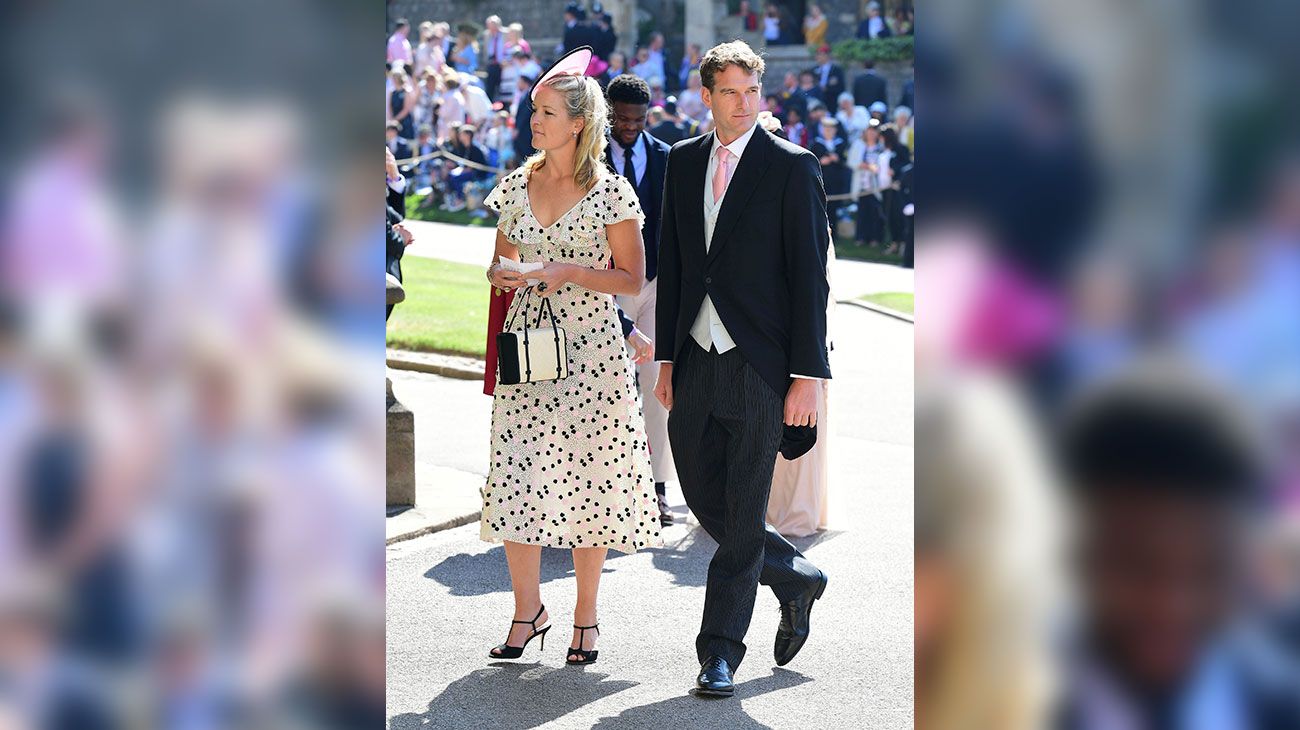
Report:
480,167,662,553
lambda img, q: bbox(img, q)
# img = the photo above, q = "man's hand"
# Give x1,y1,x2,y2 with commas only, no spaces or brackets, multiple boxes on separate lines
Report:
653,362,674,410
393,222,415,246
385,146,400,180
626,329,653,365
784,378,819,427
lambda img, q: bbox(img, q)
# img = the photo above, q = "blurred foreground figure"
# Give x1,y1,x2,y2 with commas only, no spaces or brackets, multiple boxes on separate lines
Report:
915,375,1066,730
1057,361,1300,729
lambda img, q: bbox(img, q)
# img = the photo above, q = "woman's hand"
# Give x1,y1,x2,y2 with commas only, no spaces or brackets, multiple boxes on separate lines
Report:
487,262,527,291
531,262,574,297
625,328,653,365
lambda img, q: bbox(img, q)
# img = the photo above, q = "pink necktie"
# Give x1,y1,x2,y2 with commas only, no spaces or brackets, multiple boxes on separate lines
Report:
712,146,734,202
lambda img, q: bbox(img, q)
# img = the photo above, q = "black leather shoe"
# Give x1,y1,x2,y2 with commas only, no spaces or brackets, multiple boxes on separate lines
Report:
774,570,828,666
695,656,735,697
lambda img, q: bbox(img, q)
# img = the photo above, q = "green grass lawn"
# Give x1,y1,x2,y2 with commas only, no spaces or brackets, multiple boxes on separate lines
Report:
857,291,914,315
833,237,906,264
386,257,491,357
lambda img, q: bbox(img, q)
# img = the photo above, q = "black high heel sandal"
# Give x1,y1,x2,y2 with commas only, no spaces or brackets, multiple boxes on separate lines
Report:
566,624,600,665
489,605,550,660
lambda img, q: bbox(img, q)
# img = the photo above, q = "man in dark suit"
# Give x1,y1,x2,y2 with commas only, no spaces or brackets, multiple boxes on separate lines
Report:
654,40,831,699
852,58,888,109
385,121,413,179
1055,367,1300,730
511,74,535,164
561,4,587,54
898,73,914,112
806,46,845,108
602,74,677,526
649,99,687,145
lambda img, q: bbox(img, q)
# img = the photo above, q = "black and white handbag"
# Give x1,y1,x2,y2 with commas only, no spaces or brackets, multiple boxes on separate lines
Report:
496,287,570,385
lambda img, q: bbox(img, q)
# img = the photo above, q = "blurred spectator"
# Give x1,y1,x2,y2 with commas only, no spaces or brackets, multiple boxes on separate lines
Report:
678,43,703,90
808,45,846,107
505,22,530,57
1057,363,1300,728
510,73,535,165
432,21,453,58
631,47,657,83
737,0,759,32
436,72,467,144
803,4,828,48
460,72,492,126
796,69,827,111
879,123,910,254
763,3,783,45
508,49,542,103
561,3,586,54
450,28,478,74
868,99,888,123
412,125,438,192
386,121,413,169
763,93,783,118
649,80,667,109
413,21,445,79
592,12,617,62
891,6,914,36
812,117,850,225
853,58,888,109
678,70,707,123
386,68,415,140
481,15,508,103
806,100,842,143
856,1,891,39
848,122,886,246
898,68,914,110
894,105,913,151
482,111,514,170
836,92,870,142
599,51,628,89
387,18,413,66
646,33,667,88
777,70,800,112
442,124,487,211
783,106,809,147
413,69,440,136
648,101,686,145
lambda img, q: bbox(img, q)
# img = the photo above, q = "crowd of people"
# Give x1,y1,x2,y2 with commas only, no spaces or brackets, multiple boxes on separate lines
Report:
744,1,913,47
385,10,914,257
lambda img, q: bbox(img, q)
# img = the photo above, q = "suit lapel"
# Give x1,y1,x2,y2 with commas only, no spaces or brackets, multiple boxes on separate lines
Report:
680,134,711,258
709,127,773,263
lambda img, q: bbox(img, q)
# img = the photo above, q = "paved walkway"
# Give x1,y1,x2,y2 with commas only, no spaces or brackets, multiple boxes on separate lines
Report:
386,303,913,728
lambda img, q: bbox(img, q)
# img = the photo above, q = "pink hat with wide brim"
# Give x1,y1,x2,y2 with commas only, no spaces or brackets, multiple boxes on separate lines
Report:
529,46,594,102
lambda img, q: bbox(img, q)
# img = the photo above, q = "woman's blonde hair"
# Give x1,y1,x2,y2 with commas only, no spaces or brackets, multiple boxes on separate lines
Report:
521,74,608,192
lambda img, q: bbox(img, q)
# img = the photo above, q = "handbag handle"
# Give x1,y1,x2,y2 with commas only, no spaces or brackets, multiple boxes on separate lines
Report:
502,284,565,381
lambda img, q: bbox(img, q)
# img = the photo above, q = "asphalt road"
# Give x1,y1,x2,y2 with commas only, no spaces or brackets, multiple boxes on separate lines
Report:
386,303,913,729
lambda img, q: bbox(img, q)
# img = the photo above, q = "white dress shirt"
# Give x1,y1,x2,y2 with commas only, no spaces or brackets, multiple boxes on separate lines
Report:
609,134,647,186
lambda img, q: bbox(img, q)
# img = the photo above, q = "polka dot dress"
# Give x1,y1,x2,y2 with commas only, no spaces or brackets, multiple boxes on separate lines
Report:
480,167,663,554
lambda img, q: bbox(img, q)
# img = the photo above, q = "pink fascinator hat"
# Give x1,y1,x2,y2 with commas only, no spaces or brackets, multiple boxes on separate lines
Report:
529,46,594,102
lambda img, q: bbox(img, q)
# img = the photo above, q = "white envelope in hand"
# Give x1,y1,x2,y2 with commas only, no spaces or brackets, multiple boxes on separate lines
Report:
499,255,544,286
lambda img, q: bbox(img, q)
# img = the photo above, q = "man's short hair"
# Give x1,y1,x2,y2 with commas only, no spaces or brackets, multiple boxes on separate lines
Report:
1060,361,1264,502
386,121,401,132
394,18,410,30
606,74,651,107
699,40,766,91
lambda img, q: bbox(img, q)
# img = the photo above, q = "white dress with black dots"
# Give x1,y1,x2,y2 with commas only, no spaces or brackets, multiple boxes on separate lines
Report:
480,167,663,554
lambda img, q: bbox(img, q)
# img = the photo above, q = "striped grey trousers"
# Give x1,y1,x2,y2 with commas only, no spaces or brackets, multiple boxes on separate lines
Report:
667,340,822,670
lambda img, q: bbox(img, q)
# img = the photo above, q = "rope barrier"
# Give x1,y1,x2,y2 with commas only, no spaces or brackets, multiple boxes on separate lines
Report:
397,151,902,202
396,148,508,175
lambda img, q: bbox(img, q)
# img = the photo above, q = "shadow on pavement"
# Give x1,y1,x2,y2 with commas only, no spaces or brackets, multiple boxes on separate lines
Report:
388,661,638,730
650,525,848,590
589,668,814,729
424,545,630,596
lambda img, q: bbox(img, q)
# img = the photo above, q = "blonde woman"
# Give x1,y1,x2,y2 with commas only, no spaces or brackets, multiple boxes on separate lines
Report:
481,48,662,666
803,4,828,47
